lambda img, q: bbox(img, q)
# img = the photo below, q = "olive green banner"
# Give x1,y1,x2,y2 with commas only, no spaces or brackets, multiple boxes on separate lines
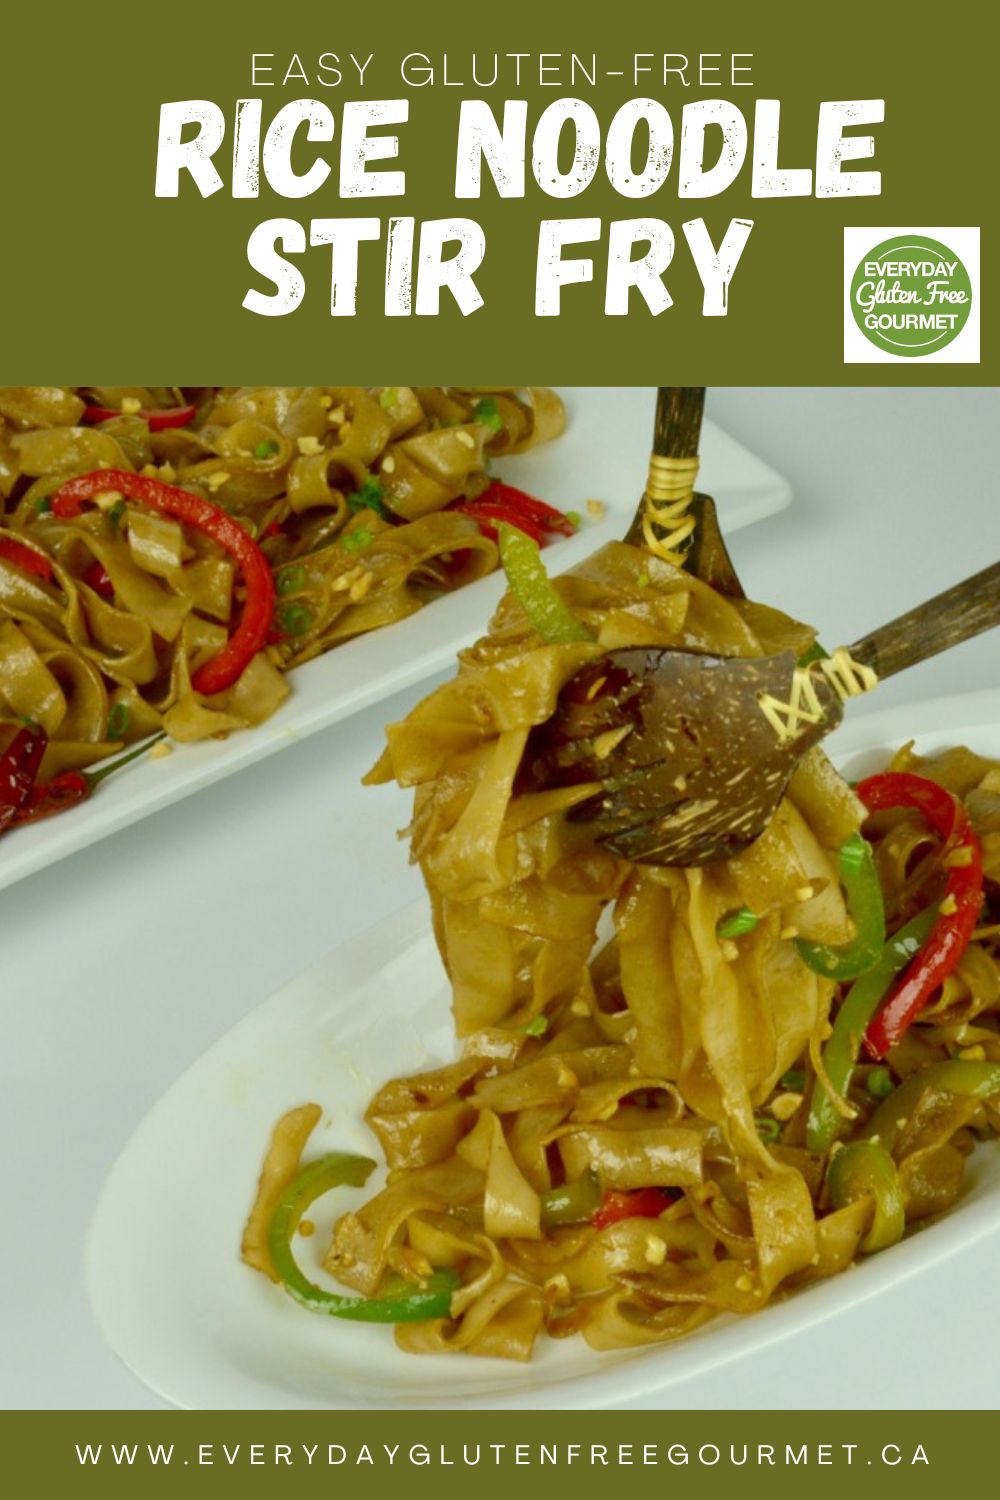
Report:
0,1410,980,1495
0,0,994,381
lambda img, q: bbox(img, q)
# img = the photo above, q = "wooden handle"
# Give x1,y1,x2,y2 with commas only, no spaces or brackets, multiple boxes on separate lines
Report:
652,386,705,458
849,560,1000,681
625,387,705,545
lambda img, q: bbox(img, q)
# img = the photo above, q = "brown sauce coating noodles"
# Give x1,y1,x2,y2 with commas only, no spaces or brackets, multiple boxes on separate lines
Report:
0,386,564,779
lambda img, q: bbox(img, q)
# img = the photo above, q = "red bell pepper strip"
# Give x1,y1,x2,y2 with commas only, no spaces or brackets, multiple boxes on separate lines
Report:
84,560,115,601
857,771,984,1057
81,403,197,432
51,470,275,695
449,482,576,547
0,725,48,832
450,499,545,547
592,1187,675,1230
476,482,577,538
0,538,54,584
10,734,165,828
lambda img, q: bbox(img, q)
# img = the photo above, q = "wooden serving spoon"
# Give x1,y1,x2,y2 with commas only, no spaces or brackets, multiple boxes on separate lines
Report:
519,562,1000,867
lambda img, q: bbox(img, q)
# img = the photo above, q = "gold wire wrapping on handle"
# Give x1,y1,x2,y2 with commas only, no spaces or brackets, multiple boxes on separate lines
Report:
641,453,701,565
757,647,879,742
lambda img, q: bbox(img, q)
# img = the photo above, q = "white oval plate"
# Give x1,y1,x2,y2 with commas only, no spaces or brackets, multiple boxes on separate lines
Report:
0,389,790,894
87,688,1000,1411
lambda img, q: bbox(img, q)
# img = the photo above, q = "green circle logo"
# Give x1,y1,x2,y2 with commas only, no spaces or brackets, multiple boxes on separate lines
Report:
850,234,972,356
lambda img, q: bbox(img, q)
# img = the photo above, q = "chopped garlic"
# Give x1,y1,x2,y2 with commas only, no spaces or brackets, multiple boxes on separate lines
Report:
93,490,124,511
570,998,591,1018
149,741,173,760
207,470,230,491
297,435,325,457
780,924,799,941
795,884,815,903
736,1274,754,1293
644,1235,667,1266
586,499,605,518
381,454,396,474
770,1091,803,1122
121,397,142,415
939,893,958,916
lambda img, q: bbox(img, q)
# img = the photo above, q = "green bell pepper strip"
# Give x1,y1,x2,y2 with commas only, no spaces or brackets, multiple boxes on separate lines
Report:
826,1140,905,1252
862,1060,1000,1156
806,906,937,1154
267,1152,459,1322
795,833,886,981
497,522,594,645
540,1172,602,1227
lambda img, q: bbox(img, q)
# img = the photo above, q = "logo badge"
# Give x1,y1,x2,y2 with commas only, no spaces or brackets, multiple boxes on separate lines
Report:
843,228,980,363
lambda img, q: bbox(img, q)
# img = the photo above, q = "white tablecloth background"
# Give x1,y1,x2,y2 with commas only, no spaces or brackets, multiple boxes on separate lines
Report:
2,387,997,1409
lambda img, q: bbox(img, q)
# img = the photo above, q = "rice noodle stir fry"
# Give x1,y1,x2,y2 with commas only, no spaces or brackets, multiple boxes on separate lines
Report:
0,386,564,782
244,541,1000,1358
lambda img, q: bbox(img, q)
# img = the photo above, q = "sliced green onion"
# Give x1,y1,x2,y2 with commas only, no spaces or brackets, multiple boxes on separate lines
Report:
341,528,373,554
781,1068,806,1092
107,499,127,530
277,565,307,596
278,603,314,637
106,702,130,740
523,1014,549,1037
378,388,398,411
755,1114,782,1143
347,478,385,517
797,641,830,667
564,510,582,531
35,495,52,515
254,439,280,460
866,1066,895,1100
717,907,760,940
473,397,502,432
